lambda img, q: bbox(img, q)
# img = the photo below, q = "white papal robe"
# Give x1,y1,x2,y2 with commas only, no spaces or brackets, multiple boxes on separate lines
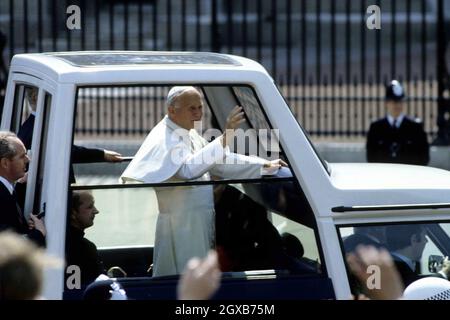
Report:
120,116,273,276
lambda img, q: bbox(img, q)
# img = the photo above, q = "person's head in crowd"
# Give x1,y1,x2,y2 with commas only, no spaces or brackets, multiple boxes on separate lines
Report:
0,131,29,183
166,86,203,130
403,277,450,300
0,231,59,300
385,80,405,119
385,225,428,262
70,190,99,231
83,251,222,300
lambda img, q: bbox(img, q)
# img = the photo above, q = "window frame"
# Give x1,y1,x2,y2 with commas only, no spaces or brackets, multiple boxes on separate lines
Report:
68,83,328,280
336,219,450,289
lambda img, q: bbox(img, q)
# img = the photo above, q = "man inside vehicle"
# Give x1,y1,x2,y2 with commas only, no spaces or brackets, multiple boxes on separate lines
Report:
385,224,450,287
65,190,105,284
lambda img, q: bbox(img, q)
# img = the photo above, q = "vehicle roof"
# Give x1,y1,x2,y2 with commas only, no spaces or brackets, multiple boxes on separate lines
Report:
10,51,269,85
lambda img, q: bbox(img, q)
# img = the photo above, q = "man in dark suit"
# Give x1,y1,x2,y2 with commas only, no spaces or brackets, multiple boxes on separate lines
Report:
0,131,46,246
66,190,105,285
366,80,429,165
17,87,123,183
385,224,449,288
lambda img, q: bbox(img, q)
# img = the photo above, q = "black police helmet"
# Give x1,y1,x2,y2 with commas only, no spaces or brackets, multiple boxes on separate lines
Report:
386,80,405,101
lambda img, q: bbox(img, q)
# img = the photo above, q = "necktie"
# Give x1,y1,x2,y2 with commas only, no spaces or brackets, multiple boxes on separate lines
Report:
393,118,400,129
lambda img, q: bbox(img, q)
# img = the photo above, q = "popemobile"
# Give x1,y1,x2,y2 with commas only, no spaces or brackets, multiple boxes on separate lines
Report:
2,51,450,299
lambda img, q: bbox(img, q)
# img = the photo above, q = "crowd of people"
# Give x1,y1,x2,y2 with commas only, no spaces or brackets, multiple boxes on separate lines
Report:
0,231,221,300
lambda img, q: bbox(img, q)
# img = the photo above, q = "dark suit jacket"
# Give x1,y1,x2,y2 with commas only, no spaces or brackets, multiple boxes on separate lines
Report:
17,113,35,150
392,258,419,288
0,181,45,246
17,114,105,182
65,226,105,284
392,256,447,288
366,116,429,165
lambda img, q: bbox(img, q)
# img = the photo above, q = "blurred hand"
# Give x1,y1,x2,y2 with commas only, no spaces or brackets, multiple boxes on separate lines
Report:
177,250,221,300
346,245,404,300
29,214,46,237
104,150,123,162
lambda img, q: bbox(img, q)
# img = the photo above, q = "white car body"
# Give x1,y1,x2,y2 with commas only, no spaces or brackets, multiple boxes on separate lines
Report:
2,51,450,300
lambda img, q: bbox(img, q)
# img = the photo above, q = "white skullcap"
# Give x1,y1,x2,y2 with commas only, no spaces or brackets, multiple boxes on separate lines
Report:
166,86,197,107
403,277,450,300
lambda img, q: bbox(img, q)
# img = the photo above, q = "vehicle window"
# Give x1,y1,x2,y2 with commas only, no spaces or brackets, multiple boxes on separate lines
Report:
32,93,52,215
10,85,36,136
9,85,48,216
338,222,450,293
71,178,321,281
275,85,330,174
233,86,271,132
85,187,157,248
67,84,322,285
270,212,320,266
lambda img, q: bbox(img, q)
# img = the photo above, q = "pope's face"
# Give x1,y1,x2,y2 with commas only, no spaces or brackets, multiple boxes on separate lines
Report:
169,89,203,130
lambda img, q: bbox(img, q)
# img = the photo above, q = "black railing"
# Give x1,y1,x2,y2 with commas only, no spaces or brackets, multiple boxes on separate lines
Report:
0,0,449,140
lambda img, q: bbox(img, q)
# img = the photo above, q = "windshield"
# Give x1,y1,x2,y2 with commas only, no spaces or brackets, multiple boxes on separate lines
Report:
274,84,331,175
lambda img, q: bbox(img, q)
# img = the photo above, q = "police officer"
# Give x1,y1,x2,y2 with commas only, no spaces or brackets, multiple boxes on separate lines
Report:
366,80,429,165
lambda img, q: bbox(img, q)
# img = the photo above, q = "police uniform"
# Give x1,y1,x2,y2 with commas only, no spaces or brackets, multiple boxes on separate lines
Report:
366,80,430,165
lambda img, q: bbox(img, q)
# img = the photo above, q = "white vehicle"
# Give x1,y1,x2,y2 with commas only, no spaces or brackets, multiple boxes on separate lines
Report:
2,51,450,300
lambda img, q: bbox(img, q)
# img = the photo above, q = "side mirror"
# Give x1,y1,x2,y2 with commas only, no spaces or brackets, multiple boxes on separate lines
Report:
428,254,445,273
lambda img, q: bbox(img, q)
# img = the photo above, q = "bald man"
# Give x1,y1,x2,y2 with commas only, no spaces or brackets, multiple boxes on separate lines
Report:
121,86,286,276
